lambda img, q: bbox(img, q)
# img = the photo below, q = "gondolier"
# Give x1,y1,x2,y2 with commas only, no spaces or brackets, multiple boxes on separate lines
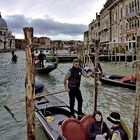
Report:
38,51,46,68
64,58,94,119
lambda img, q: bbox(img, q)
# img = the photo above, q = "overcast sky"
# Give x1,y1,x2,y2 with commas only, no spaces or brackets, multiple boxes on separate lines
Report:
0,0,106,40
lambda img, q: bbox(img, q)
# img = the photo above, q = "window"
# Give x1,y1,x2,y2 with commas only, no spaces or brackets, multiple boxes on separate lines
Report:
129,3,132,13
132,1,134,12
120,8,123,19
126,23,128,29
138,20,140,27
126,5,128,15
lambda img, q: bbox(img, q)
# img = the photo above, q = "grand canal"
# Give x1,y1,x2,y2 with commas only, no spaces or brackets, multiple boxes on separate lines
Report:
0,51,139,140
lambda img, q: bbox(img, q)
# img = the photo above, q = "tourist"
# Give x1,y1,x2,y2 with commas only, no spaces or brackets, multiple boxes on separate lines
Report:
107,112,131,140
87,110,111,140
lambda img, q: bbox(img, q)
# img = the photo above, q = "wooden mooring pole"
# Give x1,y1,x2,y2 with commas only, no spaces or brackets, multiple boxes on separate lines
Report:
93,40,99,111
23,27,35,140
133,36,140,140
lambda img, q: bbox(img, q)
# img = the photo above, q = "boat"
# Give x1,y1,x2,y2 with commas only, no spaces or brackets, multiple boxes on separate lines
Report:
98,73,136,90
35,89,94,140
11,55,17,63
35,61,58,74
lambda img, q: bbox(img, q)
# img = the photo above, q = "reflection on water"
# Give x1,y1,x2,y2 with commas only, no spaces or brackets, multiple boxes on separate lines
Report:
0,51,139,140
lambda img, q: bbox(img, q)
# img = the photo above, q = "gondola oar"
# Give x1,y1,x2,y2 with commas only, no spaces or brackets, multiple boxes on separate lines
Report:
35,89,66,99
4,89,66,121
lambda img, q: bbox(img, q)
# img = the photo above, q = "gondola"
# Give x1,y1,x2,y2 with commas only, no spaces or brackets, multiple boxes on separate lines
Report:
98,73,136,90
35,61,58,74
35,89,93,140
11,55,17,63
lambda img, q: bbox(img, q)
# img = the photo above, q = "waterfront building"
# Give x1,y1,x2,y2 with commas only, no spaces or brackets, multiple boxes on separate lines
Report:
33,37,50,49
0,13,15,50
99,7,110,53
84,0,140,55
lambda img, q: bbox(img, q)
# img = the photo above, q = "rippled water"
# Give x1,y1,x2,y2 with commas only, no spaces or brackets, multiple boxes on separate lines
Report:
0,51,139,140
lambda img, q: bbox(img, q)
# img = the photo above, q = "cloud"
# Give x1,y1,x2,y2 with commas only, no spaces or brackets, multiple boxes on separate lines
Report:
5,15,87,38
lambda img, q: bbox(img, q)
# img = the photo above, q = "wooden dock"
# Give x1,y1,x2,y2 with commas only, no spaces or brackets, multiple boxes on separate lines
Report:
46,54,136,63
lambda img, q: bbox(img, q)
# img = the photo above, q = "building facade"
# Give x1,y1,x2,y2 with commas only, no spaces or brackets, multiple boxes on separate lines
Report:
0,13,15,50
84,0,140,54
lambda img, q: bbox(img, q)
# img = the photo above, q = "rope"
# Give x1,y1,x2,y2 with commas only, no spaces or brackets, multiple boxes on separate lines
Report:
83,53,93,68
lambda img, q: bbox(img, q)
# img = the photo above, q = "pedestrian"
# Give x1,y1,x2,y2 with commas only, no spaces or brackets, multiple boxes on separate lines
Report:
107,112,131,140
64,58,93,119
87,110,111,140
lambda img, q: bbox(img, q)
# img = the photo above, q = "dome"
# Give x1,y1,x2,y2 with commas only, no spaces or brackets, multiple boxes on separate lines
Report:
0,14,7,28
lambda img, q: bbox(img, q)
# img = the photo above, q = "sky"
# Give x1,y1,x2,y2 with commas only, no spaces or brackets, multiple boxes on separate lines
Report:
0,0,107,40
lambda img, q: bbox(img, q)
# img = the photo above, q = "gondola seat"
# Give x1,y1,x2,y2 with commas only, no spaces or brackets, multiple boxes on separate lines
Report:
61,114,94,140
80,114,94,140
61,118,86,140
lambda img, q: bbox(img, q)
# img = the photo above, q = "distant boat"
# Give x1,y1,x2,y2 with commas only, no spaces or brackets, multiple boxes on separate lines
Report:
11,55,17,63
35,61,58,74
99,73,136,90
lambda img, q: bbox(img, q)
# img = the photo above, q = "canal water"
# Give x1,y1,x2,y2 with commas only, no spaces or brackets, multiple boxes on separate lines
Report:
0,51,139,140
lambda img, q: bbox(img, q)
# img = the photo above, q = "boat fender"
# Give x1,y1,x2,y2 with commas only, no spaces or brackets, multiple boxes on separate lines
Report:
35,80,44,93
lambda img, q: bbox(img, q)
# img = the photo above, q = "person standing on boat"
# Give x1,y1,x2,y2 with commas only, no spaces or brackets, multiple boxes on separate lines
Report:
107,112,131,140
38,51,46,68
87,110,111,140
64,58,93,119
11,50,17,63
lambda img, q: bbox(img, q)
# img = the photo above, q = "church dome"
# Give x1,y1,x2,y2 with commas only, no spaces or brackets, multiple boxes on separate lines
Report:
0,13,7,28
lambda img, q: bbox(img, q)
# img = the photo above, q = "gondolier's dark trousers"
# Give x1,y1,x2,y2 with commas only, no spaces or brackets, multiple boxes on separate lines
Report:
68,87,83,117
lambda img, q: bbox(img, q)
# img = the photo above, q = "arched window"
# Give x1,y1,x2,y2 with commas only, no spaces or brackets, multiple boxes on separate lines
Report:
129,3,132,13
135,20,137,27
126,5,128,15
132,20,134,28
138,19,140,27
134,0,137,10
126,23,128,29
120,8,123,19
138,0,140,9
132,1,134,12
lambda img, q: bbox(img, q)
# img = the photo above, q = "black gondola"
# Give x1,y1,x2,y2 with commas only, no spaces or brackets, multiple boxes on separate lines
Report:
11,54,18,63
99,73,136,90
35,61,58,74
35,88,94,140
35,89,76,140
11,51,18,63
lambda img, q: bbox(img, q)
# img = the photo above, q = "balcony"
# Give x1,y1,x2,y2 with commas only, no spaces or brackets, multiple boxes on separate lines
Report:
125,10,140,19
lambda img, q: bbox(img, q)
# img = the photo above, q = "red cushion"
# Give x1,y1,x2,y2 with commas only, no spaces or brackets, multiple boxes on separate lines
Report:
80,115,94,140
61,115,94,140
61,118,86,140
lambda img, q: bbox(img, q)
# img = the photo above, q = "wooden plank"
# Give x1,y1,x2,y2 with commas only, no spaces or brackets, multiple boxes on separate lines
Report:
23,27,35,140
133,36,140,140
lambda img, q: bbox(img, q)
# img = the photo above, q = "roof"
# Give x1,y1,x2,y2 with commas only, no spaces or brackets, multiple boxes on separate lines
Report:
104,0,116,9
0,13,8,29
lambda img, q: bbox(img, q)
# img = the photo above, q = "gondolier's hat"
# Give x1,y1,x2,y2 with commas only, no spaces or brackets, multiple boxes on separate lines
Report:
107,112,121,124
